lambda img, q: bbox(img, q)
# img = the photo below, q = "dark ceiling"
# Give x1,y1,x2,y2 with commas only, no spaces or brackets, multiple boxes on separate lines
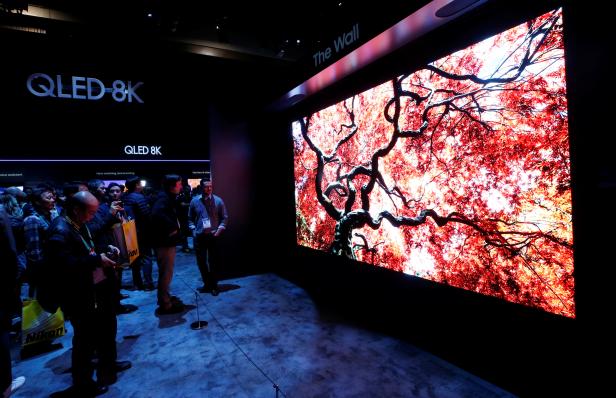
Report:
1,0,441,105
1,0,432,65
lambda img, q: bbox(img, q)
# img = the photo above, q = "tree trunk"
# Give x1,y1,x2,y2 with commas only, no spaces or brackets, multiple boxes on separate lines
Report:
330,220,355,259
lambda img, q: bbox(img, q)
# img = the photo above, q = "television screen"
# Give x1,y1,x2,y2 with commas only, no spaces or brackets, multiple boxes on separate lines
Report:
0,186,24,193
293,9,573,317
187,178,202,190
103,180,127,189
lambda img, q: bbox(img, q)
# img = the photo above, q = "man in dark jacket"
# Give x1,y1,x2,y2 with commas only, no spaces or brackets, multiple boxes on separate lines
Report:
47,192,131,397
151,174,184,314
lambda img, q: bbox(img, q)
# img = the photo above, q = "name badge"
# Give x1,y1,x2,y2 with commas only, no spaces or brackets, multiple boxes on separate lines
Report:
202,218,211,230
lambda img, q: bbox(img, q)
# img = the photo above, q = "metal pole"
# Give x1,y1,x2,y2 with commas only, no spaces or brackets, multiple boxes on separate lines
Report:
190,291,208,330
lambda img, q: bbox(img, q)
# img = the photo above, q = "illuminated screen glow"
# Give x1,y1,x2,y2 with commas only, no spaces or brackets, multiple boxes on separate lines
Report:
103,180,126,188
187,178,202,189
293,9,574,317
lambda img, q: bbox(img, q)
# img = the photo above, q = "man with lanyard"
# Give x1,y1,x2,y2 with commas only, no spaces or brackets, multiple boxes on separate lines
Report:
189,179,228,296
47,191,131,397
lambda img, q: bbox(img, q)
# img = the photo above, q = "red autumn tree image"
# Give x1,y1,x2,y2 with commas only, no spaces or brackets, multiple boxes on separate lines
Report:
293,9,574,317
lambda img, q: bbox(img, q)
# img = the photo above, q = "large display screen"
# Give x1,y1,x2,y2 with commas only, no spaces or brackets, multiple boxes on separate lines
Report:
293,9,573,317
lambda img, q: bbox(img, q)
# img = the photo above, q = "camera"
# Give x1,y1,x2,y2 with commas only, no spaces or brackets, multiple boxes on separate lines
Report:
106,250,119,262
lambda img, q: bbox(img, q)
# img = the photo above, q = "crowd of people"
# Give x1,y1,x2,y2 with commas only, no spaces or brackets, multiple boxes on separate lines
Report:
0,176,228,397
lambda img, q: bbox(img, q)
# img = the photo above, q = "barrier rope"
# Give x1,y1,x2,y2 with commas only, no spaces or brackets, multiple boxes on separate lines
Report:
173,264,289,398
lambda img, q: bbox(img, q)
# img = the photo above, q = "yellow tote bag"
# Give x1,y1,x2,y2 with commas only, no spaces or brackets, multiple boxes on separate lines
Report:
122,219,140,265
21,299,66,347
112,218,140,266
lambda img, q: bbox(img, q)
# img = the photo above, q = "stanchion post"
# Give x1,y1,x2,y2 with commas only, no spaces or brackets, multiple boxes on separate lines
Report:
190,291,208,330
273,384,280,398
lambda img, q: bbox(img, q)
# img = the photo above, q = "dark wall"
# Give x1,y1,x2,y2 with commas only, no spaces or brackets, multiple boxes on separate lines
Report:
269,1,608,396
0,36,190,155
209,104,260,278
0,30,214,177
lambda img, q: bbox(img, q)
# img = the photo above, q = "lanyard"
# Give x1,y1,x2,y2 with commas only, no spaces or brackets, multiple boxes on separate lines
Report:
65,216,96,255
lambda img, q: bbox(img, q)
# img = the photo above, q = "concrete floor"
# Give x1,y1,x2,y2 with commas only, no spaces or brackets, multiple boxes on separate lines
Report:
10,251,516,397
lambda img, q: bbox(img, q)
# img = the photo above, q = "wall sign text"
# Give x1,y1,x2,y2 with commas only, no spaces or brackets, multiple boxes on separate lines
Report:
26,73,144,103
124,145,162,156
313,23,360,67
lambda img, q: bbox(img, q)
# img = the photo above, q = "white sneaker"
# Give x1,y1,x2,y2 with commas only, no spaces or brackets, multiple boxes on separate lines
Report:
9,376,25,396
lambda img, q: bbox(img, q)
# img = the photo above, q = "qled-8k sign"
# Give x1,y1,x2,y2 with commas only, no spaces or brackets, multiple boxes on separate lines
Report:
293,9,574,317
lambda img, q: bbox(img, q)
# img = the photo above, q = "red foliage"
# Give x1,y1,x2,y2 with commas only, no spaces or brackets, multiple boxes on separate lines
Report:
293,10,574,317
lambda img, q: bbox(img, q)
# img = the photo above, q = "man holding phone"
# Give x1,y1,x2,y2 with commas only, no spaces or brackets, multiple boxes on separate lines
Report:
47,191,131,397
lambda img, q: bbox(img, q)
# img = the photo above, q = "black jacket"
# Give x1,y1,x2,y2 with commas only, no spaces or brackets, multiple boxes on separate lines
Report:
46,216,113,317
151,191,181,248
123,191,151,248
